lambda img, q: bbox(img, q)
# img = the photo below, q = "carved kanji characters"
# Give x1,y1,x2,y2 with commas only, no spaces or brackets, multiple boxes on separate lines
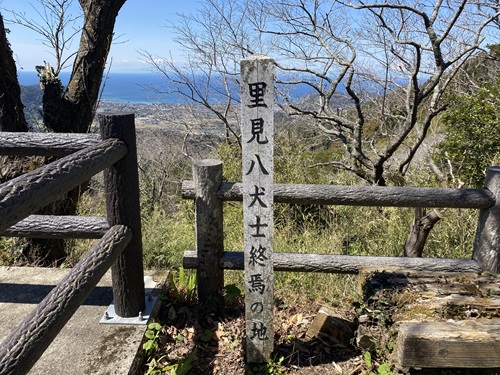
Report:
247,82,267,108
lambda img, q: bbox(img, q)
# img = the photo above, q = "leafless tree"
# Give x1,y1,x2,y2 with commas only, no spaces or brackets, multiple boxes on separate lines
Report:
139,0,254,146
6,0,82,74
146,0,499,185
145,0,499,256
0,0,127,263
0,13,28,132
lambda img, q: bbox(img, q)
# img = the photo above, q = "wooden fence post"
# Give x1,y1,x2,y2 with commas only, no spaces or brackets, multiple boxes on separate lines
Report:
100,113,145,317
473,166,500,273
193,159,224,304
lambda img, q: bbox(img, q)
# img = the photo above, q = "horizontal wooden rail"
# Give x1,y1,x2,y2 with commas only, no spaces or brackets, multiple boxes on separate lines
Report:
0,225,132,375
182,181,495,209
0,132,101,157
0,138,127,233
183,250,483,274
1,215,109,239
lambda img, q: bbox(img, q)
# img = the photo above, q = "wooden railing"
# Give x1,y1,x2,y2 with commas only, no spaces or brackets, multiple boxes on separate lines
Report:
182,160,500,302
0,113,144,375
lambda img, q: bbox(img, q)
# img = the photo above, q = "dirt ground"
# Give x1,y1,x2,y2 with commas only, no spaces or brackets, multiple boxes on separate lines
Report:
143,293,365,374
142,271,500,375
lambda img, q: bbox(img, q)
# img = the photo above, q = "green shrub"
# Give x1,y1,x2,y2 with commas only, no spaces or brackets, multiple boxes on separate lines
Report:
141,200,195,270
435,79,500,188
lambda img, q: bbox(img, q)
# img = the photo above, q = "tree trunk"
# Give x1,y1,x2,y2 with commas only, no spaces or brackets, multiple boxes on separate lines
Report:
0,11,39,243
0,13,28,132
1,2,127,265
47,0,126,133
404,208,442,257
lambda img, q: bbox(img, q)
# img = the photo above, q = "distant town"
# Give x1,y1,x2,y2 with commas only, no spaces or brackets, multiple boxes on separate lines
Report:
21,83,233,138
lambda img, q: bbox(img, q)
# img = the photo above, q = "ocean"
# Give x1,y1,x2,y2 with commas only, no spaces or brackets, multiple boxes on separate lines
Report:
18,70,315,105
18,71,183,104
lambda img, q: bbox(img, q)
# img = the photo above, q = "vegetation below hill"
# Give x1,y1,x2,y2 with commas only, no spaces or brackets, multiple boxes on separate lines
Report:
20,85,43,129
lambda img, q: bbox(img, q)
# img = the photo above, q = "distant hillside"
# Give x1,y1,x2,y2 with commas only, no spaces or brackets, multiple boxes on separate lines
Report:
20,85,43,127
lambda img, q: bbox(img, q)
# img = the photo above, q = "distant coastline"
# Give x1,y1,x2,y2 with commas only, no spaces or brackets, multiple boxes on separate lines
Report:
18,71,180,104
19,77,229,135
18,70,316,106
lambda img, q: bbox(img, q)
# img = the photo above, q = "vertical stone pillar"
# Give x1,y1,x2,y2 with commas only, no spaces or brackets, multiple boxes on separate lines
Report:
241,55,275,362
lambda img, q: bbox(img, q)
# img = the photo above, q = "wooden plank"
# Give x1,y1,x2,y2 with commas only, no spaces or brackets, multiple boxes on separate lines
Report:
182,180,495,209
397,320,500,368
305,305,355,347
183,250,483,274
360,268,500,314
241,54,275,363
358,269,500,368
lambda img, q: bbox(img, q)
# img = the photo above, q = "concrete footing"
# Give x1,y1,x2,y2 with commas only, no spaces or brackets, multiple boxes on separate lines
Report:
0,266,165,375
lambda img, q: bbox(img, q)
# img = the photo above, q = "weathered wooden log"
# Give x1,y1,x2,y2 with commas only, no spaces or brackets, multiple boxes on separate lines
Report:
473,166,500,273
0,215,109,239
183,250,483,273
182,180,495,209
0,225,132,375
0,138,127,233
397,320,500,368
358,269,500,368
360,268,500,312
0,132,101,156
100,113,145,318
193,159,224,304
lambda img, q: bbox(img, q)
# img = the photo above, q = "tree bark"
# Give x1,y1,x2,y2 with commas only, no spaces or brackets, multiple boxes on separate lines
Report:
404,208,442,257
0,2,127,264
44,0,127,133
0,13,28,132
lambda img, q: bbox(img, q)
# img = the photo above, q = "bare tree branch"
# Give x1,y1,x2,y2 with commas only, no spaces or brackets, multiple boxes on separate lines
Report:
145,0,499,186
6,0,82,73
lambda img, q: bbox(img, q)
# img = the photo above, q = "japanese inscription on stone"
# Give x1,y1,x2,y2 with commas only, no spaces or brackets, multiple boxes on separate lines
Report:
241,55,275,363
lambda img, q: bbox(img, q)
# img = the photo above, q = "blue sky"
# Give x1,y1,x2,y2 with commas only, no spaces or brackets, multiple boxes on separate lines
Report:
0,0,199,72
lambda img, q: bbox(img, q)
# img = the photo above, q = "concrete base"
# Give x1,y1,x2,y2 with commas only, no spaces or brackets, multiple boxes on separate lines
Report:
0,266,165,375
